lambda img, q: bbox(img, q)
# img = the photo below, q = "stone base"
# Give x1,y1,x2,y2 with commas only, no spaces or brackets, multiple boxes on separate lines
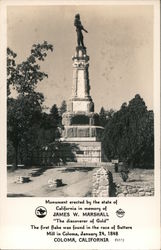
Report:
71,99,94,113
61,137,98,142
62,112,100,126
68,97,94,113
61,140,103,163
62,125,103,140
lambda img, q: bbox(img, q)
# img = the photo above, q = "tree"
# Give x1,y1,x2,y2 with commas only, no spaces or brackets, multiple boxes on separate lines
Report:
105,108,115,119
7,48,17,96
7,93,43,166
99,107,106,127
50,104,61,128
7,41,53,96
102,94,154,168
59,100,67,116
99,107,115,127
7,41,54,167
50,104,60,123
37,106,61,148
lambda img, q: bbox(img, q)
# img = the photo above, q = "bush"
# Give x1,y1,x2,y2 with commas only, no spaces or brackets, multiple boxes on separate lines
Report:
120,171,129,182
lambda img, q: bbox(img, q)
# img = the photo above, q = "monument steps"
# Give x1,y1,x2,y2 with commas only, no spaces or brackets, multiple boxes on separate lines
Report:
65,162,112,168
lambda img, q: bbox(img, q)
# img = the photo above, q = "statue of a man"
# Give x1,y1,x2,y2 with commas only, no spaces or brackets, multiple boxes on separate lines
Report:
74,14,88,49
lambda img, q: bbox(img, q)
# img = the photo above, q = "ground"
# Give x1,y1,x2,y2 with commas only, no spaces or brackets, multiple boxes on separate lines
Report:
7,163,154,197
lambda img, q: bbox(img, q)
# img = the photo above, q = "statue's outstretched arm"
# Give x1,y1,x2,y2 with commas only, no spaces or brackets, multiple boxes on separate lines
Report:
82,27,88,33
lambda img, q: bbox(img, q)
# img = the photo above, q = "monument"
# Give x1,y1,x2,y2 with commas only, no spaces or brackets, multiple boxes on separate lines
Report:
61,14,104,162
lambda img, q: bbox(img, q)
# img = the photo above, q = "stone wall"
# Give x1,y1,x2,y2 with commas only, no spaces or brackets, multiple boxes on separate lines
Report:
92,167,114,197
116,183,154,197
92,166,154,197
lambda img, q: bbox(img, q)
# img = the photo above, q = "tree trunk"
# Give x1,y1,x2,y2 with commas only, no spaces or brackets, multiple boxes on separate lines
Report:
129,159,134,168
14,144,18,169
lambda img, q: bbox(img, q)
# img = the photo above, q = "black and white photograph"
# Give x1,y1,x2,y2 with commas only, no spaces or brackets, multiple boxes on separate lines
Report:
6,3,156,198
0,0,160,249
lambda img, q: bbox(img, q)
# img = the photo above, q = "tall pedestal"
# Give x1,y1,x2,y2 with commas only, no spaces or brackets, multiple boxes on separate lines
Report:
61,46,104,162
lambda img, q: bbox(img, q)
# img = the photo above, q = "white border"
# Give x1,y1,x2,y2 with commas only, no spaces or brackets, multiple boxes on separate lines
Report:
0,1,160,249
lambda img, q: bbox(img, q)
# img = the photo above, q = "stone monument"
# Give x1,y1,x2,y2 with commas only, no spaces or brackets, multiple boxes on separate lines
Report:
60,15,104,162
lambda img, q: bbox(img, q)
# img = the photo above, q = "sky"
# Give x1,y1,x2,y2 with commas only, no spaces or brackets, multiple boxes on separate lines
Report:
7,4,153,113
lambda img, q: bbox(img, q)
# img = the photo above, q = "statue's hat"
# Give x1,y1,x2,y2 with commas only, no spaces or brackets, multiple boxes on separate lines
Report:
75,13,80,19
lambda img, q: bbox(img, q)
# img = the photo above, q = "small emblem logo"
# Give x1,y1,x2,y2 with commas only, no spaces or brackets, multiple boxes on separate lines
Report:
35,206,47,218
116,208,125,218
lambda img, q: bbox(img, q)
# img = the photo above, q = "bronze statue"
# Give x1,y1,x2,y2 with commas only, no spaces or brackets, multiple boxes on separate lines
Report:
74,14,88,49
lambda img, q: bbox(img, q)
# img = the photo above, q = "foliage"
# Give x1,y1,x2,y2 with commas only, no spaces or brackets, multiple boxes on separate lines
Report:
59,100,67,116
92,113,100,126
119,162,129,182
7,94,43,166
7,42,54,167
102,94,154,168
33,142,78,166
7,140,15,165
99,107,106,127
50,104,61,128
48,142,78,164
7,41,53,96
99,107,115,127
7,48,17,96
120,171,129,182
